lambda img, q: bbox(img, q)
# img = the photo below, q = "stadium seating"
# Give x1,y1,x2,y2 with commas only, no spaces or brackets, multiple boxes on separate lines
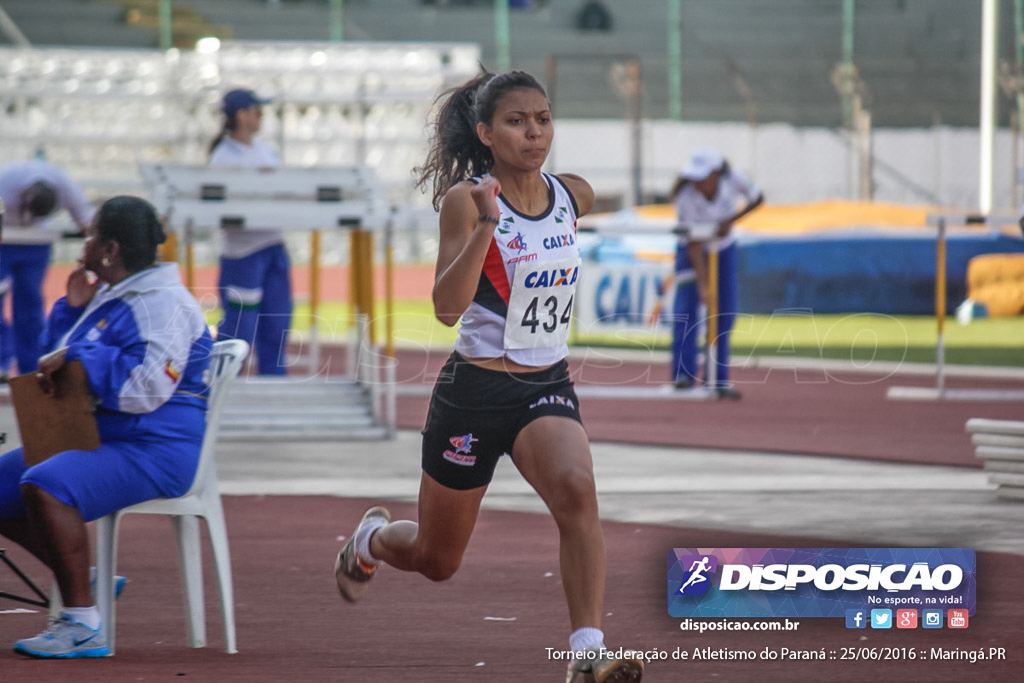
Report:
1,0,1017,127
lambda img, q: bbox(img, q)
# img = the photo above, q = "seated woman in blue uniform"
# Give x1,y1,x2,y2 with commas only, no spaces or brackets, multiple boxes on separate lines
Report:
0,195,214,659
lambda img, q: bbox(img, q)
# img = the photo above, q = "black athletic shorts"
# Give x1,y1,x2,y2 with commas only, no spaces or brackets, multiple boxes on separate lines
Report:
421,351,584,490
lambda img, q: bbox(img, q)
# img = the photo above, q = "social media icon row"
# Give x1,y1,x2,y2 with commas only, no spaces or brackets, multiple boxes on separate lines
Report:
845,608,968,629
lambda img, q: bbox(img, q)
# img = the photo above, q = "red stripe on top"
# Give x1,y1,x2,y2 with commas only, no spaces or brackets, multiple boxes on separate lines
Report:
481,237,511,305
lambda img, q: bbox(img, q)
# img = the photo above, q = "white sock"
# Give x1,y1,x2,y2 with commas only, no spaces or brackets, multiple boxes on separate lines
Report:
62,606,100,631
354,517,387,566
569,627,605,653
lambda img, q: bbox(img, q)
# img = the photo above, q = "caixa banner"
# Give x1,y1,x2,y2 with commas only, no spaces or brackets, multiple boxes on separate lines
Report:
575,263,674,331
667,548,976,618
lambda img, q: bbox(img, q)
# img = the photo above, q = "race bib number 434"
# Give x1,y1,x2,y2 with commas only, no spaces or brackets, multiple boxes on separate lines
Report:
504,257,580,350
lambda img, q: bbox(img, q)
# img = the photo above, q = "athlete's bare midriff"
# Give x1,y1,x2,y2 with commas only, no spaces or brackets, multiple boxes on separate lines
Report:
462,355,555,374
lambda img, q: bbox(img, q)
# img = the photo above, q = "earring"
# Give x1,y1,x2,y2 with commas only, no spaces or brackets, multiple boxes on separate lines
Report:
102,257,111,267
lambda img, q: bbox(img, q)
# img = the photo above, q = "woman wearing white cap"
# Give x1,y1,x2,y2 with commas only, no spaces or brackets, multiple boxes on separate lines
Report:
207,88,292,375
669,146,763,398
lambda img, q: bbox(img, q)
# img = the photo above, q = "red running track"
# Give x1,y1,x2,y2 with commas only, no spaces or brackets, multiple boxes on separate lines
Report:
0,497,1019,682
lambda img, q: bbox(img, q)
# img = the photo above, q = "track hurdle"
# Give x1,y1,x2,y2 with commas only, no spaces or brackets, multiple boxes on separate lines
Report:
887,210,1024,402
141,164,399,439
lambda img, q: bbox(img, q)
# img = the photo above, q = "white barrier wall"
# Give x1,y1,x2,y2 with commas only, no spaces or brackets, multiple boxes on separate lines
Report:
551,120,1018,210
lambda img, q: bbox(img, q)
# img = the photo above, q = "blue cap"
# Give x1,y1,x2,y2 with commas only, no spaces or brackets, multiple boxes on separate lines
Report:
222,89,271,116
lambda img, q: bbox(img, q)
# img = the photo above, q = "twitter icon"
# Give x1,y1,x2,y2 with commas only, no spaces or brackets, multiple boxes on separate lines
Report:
870,609,893,629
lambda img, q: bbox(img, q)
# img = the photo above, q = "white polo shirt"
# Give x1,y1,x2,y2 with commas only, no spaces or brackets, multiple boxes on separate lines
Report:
673,169,760,253
209,136,285,259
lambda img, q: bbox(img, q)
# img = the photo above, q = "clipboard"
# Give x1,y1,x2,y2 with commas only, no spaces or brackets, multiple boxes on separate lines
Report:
9,361,100,466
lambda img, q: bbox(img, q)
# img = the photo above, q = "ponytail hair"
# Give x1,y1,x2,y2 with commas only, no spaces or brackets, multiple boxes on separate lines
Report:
414,70,549,210
669,177,690,200
207,111,240,158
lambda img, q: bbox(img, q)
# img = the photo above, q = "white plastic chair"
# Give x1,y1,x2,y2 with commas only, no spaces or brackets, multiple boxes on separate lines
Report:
93,338,249,654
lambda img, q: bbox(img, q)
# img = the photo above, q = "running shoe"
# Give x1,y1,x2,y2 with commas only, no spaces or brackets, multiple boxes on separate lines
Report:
566,647,644,683
13,614,109,658
715,386,743,401
334,506,391,603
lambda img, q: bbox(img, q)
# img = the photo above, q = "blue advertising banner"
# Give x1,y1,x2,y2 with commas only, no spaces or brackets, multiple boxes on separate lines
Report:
667,548,976,619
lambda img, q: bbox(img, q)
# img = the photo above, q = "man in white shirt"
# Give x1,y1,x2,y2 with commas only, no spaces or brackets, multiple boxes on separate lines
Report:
669,147,763,399
0,160,95,377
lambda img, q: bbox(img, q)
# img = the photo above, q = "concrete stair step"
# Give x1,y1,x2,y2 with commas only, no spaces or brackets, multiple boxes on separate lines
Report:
226,381,370,406
219,374,387,441
218,423,390,442
221,408,373,424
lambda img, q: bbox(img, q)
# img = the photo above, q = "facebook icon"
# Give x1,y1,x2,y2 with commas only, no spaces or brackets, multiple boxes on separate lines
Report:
846,609,867,629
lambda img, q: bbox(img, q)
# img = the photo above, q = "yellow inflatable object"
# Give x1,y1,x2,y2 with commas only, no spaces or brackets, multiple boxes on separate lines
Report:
967,254,1024,317
628,199,933,234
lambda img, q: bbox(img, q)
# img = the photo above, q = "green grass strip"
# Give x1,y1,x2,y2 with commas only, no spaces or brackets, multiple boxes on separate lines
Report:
205,302,1024,367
